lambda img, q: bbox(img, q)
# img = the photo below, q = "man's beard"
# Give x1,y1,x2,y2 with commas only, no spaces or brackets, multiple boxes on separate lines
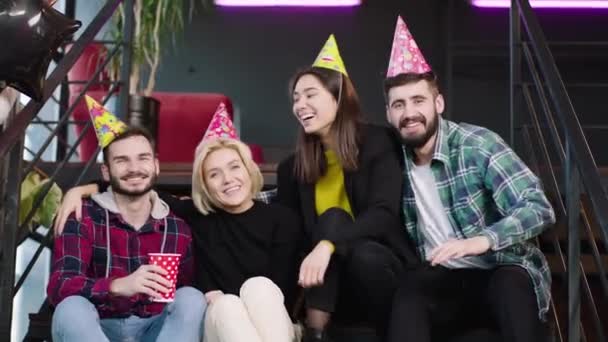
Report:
110,171,156,198
397,112,439,148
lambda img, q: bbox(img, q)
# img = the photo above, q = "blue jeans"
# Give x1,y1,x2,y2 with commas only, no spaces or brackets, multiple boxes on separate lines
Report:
52,286,206,342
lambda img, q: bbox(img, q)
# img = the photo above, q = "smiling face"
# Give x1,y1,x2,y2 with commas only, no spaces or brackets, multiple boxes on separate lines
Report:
386,78,444,150
202,147,254,214
292,73,339,138
102,135,159,197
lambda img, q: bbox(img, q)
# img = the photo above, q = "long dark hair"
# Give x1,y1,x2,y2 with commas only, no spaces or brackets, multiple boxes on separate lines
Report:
289,66,362,183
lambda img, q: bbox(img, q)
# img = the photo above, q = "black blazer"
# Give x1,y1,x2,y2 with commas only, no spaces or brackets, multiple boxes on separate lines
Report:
276,123,417,265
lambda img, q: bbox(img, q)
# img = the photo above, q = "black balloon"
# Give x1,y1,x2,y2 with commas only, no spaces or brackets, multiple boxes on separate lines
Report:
0,0,81,101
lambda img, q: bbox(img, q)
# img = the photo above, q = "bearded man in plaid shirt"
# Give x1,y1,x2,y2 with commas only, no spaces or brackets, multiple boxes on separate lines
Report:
383,68,555,341
47,127,206,342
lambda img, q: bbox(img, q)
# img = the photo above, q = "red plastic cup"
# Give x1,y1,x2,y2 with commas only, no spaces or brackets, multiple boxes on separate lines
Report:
148,253,181,302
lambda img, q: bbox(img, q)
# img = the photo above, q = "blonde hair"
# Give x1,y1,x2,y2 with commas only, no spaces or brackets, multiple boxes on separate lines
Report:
192,138,264,215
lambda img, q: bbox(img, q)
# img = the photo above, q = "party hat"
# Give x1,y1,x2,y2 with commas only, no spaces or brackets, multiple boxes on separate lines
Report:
85,95,128,148
203,102,238,141
312,34,348,76
386,16,432,77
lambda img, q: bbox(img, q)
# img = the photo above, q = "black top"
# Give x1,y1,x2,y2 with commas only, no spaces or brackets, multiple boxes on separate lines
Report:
160,194,303,311
276,123,417,265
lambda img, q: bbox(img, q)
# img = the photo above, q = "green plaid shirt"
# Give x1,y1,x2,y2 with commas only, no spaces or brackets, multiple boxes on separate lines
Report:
401,118,555,319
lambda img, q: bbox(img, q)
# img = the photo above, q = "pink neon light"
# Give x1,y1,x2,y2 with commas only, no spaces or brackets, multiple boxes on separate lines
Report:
215,0,361,6
471,0,608,8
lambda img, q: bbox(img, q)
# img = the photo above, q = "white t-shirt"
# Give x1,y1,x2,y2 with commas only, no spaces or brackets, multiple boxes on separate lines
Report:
410,162,491,269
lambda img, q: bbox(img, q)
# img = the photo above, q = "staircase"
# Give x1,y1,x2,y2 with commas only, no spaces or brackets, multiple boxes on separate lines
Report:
445,1,608,341
0,0,133,340
514,3,608,341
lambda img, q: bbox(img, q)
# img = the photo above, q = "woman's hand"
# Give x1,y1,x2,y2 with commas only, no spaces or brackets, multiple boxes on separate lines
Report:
204,290,224,305
53,184,99,236
298,241,334,288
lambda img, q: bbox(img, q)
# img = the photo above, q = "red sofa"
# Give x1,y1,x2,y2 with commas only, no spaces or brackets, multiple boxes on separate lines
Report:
70,91,264,164
68,45,263,164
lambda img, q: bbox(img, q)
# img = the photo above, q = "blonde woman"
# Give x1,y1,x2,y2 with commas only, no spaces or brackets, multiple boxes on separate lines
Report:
54,137,304,342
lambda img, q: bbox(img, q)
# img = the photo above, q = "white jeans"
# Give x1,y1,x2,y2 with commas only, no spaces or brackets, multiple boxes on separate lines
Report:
203,277,297,342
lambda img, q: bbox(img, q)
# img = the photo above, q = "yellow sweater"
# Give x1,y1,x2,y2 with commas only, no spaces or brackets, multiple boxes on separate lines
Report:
315,150,353,217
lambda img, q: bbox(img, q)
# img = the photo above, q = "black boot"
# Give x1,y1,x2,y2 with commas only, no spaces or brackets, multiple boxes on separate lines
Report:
302,327,334,342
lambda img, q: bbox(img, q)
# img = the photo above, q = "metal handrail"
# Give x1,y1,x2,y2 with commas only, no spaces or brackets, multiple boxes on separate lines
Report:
523,87,606,341
30,117,75,154
522,126,565,342
15,80,120,249
520,90,587,340
522,44,608,298
0,0,123,160
20,42,122,181
515,0,608,249
524,84,608,298
12,94,111,295
512,0,608,341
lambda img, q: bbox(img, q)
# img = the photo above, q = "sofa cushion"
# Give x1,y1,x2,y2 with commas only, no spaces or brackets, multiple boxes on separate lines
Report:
69,91,264,164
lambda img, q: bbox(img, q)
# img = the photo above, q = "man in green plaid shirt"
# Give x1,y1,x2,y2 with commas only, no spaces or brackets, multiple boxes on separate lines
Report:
383,69,555,341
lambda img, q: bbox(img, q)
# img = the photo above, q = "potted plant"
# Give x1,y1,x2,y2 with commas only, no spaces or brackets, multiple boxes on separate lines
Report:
108,0,211,139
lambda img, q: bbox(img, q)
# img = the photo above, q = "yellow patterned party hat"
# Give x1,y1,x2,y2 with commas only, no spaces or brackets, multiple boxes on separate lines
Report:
85,95,128,148
312,34,348,76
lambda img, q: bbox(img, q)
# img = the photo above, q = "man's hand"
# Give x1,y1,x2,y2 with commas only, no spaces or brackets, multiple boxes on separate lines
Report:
204,290,224,305
110,265,172,299
53,184,99,236
428,236,492,266
298,241,334,288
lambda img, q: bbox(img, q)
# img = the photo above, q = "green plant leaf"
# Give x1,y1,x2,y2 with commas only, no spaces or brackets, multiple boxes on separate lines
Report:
19,171,64,230
106,0,211,94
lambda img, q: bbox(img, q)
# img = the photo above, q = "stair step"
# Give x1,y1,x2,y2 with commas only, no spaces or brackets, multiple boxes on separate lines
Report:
547,254,608,275
25,310,554,342
329,328,553,342
539,239,607,255
24,312,52,341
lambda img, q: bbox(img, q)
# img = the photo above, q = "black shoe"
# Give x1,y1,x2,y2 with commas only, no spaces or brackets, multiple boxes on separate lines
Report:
302,327,333,342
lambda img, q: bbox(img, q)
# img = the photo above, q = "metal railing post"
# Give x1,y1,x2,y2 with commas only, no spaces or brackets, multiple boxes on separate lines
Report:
510,0,521,147
117,0,134,119
566,140,581,342
0,136,24,340
444,0,454,120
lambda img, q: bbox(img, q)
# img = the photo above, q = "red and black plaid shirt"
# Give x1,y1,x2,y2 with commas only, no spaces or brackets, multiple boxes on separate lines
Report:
47,198,193,318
